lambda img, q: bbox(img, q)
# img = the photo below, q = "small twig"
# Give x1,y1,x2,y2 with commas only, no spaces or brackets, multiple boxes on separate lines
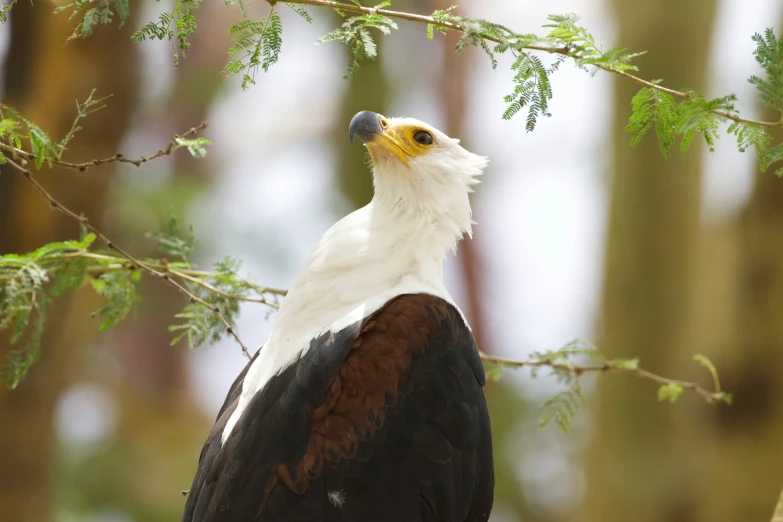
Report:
3,132,253,360
0,122,209,172
169,268,280,308
479,352,727,403
287,0,782,129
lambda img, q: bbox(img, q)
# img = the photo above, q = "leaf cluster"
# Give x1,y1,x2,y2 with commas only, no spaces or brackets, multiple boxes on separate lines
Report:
0,107,61,169
626,84,783,175
502,54,560,131
527,340,600,434
0,232,142,388
0,0,16,25
749,29,783,114
485,340,730,434
169,257,246,347
173,136,211,159
428,12,643,132
317,1,398,79
224,7,284,89
54,0,130,39
131,0,203,67
143,214,280,348
625,29,783,175
627,87,741,157
10,0,779,177
1,91,108,168
0,233,96,389
0,212,281,387
543,14,644,72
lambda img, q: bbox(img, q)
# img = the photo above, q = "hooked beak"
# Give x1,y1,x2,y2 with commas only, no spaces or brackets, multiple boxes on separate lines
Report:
349,110,382,144
348,111,411,166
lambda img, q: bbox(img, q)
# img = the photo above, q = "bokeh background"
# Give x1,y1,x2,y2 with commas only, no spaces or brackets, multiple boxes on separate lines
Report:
2,0,783,521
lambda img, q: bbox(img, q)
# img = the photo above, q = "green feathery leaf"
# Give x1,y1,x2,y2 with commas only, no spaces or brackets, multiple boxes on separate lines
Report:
749,28,783,113
146,211,196,262
626,85,678,158
539,380,584,434
317,1,398,78
224,7,284,89
285,2,313,23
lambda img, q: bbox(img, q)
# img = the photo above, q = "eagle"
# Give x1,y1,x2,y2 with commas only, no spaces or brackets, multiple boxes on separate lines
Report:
182,111,494,522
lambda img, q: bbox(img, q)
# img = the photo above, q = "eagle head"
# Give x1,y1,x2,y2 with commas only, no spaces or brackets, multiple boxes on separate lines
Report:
349,111,488,251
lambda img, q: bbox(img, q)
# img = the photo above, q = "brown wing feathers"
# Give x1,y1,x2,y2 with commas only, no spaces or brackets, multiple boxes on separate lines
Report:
182,293,493,522
283,294,447,489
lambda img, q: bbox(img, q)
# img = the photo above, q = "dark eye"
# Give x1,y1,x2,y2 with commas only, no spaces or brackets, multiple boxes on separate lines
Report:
413,130,433,145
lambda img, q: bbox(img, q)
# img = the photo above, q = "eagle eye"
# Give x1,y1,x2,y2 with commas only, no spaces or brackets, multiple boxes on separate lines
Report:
413,130,433,145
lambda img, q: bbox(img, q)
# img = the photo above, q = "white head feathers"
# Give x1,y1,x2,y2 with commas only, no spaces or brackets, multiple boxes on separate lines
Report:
369,116,487,253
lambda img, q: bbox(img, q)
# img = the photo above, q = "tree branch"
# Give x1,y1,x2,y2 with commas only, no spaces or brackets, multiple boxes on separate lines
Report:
0,251,285,307
2,126,254,360
0,122,209,171
286,0,782,129
479,352,730,404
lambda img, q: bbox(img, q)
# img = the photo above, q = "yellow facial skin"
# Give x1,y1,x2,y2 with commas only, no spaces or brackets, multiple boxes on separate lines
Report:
365,117,436,167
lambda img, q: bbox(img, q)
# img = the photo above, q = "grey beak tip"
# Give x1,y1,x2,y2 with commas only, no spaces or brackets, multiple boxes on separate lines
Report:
349,111,382,144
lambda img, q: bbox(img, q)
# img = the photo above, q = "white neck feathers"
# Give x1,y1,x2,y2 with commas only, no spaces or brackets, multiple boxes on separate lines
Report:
221,121,488,444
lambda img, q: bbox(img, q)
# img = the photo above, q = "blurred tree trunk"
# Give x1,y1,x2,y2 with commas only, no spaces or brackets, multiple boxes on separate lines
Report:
685,14,783,513
0,5,138,521
584,3,716,522
698,126,783,522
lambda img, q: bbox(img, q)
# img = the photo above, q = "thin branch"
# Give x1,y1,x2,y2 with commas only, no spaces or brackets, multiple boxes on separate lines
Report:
168,268,280,308
285,0,782,128
3,133,254,360
0,251,288,301
479,352,728,404
0,122,209,171
23,251,288,297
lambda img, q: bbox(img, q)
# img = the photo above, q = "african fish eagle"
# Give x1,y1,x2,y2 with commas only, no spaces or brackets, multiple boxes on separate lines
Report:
182,111,494,522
